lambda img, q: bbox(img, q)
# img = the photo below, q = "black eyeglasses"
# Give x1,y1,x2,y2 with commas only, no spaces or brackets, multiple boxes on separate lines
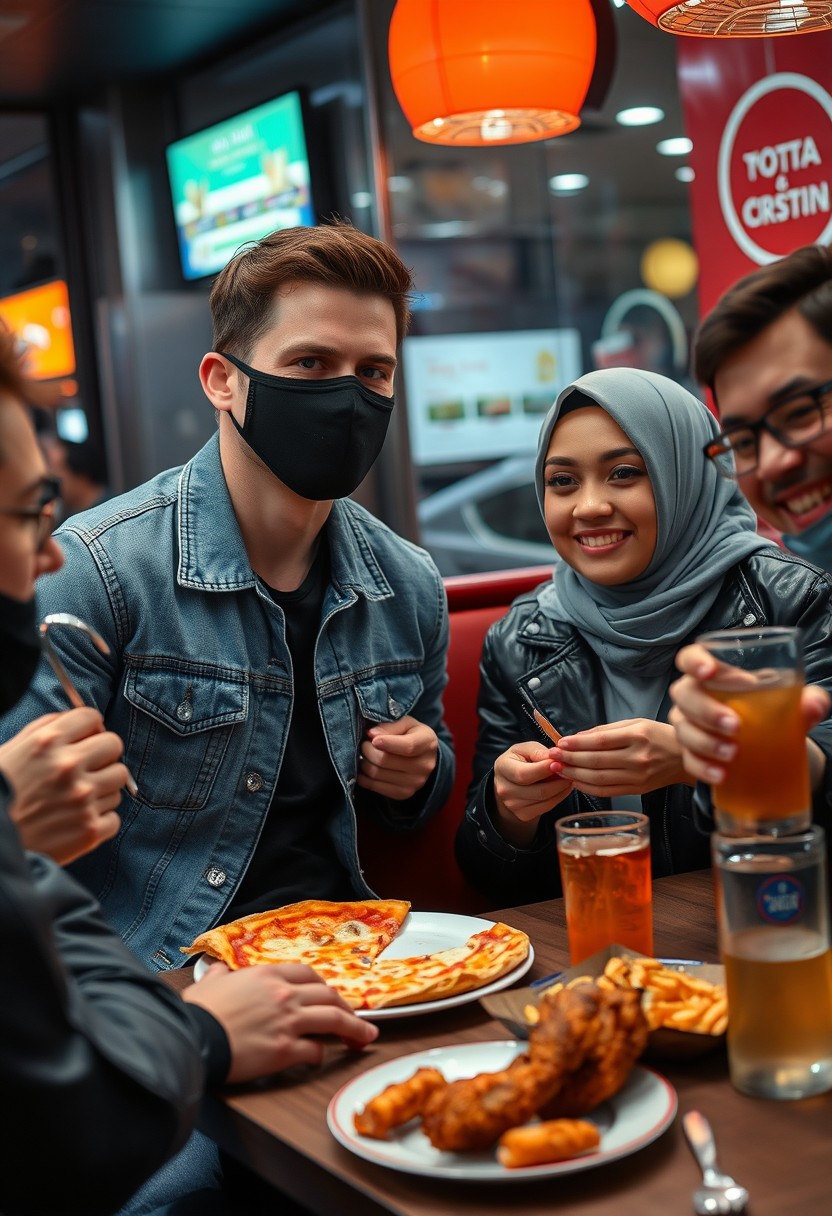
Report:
704,379,832,478
0,476,61,550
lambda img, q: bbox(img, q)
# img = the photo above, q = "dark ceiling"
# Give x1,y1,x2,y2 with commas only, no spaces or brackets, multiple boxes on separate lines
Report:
0,0,334,107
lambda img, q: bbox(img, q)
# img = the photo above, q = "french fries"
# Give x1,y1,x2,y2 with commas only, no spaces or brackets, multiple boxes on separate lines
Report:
525,956,728,1036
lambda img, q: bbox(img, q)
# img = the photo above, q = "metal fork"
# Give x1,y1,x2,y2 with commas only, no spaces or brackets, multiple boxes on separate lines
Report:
40,612,138,796
683,1110,749,1215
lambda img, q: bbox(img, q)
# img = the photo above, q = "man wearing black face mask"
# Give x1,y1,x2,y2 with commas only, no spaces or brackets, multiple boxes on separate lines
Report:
2,221,453,969
0,320,380,1216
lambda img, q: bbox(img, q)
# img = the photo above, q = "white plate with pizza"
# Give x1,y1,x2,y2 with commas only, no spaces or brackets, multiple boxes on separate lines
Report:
187,901,534,1020
328,1041,677,1180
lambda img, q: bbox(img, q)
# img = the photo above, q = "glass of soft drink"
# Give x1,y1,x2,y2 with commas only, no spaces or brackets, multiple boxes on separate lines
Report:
555,810,653,965
713,826,832,1099
697,626,810,835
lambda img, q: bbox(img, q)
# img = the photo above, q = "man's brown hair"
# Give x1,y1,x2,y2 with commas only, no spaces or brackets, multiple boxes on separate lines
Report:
694,243,832,394
209,220,414,359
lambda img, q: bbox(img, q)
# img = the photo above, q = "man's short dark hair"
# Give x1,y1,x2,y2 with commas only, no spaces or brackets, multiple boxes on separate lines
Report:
694,244,832,393
209,220,415,361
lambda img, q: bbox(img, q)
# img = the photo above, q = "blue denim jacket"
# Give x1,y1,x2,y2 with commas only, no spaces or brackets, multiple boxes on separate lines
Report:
3,434,453,969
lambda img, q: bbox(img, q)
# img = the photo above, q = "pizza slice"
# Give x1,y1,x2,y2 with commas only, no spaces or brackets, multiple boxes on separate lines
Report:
312,922,530,1010
181,898,411,971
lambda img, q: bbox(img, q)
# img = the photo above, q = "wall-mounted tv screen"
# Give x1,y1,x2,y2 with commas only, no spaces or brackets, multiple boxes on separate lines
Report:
166,90,316,282
0,279,76,380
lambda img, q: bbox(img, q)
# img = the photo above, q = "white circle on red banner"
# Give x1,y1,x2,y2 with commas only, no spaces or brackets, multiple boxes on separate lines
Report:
718,72,832,266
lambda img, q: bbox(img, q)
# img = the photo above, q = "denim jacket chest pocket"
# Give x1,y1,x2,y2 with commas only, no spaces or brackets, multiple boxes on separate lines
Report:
353,670,424,728
123,662,249,810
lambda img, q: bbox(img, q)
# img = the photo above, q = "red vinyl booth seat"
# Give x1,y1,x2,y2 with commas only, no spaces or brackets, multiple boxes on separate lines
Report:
357,565,552,913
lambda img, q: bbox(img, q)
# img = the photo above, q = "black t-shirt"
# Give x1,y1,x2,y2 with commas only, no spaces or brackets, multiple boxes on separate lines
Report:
226,541,355,918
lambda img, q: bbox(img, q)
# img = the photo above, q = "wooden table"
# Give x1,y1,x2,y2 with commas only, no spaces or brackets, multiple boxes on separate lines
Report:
182,870,830,1215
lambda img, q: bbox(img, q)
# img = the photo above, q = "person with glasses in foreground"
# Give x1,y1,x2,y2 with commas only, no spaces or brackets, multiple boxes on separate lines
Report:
0,465,131,865
669,244,832,799
454,366,832,907
0,321,377,1216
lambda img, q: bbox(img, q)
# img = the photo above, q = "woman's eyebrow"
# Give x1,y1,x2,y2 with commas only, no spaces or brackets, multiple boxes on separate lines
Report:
545,446,641,467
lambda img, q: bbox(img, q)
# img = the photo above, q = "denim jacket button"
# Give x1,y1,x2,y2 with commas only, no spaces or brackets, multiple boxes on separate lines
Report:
204,866,227,888
245,771,264,793
526,622,540,635
527,677,541,691
176,700,193,722
742,613,756,626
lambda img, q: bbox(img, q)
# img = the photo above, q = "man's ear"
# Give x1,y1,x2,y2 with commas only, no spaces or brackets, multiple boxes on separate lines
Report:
199,353,241,414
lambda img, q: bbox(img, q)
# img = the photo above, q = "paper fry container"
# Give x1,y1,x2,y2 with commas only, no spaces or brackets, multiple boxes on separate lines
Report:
480,944,726,1061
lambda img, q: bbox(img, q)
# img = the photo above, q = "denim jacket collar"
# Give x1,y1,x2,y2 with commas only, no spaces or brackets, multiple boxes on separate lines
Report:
176,433,393,601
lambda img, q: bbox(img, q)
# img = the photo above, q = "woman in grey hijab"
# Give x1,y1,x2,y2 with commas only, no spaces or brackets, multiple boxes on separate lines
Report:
456,367,832,906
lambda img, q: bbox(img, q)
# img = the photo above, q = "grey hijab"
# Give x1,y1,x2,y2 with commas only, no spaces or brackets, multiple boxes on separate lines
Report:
534,368,772,722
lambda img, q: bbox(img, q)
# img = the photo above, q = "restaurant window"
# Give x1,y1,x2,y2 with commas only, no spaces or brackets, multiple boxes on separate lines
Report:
370,1,698,576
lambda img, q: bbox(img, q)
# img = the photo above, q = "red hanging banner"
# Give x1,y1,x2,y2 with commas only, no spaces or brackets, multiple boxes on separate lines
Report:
676,34,832,319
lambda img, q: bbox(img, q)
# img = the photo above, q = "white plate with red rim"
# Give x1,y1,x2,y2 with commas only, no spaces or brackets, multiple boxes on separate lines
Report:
191,911,535,1020
327,1040,677,1180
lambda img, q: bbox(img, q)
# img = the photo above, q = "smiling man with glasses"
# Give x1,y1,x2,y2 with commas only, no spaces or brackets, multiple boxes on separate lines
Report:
670,244,832,806
696,243,832,569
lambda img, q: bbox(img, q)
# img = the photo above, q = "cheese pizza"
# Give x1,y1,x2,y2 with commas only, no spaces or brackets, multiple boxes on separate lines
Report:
182,898,411,972
182,900,530,1011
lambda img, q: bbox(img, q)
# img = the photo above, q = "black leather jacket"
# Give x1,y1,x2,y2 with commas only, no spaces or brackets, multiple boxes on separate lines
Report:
456,550,832,907
0,776,228,1216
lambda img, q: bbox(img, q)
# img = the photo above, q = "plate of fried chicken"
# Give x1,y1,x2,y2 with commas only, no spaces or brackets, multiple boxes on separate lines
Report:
328,980,677,1179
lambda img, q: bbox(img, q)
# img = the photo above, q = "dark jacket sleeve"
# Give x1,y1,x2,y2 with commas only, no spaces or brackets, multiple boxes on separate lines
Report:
0,783,213,1216
454,615,564,906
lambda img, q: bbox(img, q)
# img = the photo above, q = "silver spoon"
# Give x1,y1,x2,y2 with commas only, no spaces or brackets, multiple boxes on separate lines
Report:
40,613,139,797
682,1110,749,1215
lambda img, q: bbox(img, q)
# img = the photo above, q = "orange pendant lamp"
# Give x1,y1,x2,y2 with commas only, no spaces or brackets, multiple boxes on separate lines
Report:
388,0,597,146
627,0,832,37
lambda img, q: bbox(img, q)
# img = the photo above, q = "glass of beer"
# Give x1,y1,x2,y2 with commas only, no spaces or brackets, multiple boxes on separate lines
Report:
697,626,810,835
713,826,832,1099
555,810,653,965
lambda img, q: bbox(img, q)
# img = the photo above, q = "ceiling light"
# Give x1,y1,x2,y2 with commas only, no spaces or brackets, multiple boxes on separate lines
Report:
675,166,695,182
625,0,831,37
657,136,693,156
616,106,665,126
389,0,598,145
549,173,590,194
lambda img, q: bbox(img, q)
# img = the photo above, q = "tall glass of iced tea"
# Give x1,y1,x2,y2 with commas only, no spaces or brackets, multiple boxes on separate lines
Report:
698,626,810,835
713,826,832,1099
555,811,653,965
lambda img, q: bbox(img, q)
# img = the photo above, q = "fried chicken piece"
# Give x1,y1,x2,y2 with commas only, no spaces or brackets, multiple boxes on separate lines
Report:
497,1118,601,1168
354,1067,447,1140
538,985,648,1118
420,1055,550,1152
421,984,605,1153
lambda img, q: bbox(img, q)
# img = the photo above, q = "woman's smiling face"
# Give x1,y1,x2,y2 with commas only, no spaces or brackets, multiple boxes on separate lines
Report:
542,405,657,586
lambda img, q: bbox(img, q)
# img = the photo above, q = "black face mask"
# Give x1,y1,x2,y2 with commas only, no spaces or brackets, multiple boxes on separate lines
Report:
220,352,395,501
0,593,41,716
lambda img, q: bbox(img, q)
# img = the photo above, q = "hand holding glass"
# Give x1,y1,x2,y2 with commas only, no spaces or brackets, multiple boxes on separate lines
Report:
697,626,810,835
556,811,653,965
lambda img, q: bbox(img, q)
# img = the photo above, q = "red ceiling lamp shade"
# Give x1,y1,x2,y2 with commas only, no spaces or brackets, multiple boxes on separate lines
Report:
388,0,598,146
627,0,832,37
